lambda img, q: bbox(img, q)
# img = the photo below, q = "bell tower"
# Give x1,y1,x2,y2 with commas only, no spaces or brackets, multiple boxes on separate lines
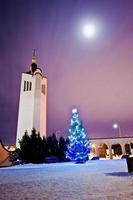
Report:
16,51,47,147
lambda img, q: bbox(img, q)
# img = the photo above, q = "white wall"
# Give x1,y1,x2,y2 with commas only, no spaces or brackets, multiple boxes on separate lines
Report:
16,72,47,147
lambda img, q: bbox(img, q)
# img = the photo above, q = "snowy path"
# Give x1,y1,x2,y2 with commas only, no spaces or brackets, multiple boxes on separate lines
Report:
0,159,133,200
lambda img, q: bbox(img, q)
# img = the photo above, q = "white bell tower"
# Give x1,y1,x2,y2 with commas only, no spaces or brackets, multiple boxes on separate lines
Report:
16,50,47,147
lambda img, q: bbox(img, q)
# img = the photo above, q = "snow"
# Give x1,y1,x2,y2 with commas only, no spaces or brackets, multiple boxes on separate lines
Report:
0,159,133,200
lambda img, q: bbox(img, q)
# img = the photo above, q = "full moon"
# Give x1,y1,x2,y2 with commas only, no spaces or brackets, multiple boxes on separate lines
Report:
82,24,96,38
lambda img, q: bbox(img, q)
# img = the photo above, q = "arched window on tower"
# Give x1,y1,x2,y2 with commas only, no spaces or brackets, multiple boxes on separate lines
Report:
29,82,32,90
42,84,45,95
23,81,32,91
24,81,26,91
27,82,29,91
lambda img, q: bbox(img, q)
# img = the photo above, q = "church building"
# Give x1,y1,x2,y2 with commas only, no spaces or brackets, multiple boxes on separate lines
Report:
16,51,47,147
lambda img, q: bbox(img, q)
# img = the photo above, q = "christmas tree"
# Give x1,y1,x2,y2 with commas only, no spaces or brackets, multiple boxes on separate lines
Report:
66,108,90,163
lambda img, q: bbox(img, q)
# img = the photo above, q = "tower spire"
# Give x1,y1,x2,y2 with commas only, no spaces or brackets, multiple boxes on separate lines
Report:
32,49,37,64
31,49,37,73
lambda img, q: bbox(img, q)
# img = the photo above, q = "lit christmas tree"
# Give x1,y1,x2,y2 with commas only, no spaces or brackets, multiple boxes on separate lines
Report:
66,108,90,163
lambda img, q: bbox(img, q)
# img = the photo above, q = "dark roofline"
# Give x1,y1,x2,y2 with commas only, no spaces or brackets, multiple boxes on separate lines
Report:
0,139,10,153
37,67,42,73
89,136,133,140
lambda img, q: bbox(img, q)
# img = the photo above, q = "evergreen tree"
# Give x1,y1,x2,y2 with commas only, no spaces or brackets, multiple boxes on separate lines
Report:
46,133,59,156
66,108,90,163
30,129,44,163
42,136,47,158
19,131,32,163
19,129,68,163
19,129,45,163
58,137,67,161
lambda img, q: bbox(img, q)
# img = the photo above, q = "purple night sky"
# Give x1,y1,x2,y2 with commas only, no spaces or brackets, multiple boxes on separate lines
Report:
1,0,133,145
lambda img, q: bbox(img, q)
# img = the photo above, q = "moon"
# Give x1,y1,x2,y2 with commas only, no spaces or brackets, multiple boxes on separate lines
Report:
82,24,96,38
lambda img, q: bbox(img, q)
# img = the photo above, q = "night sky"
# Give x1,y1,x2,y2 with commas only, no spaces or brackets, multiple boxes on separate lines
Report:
1,0,133,145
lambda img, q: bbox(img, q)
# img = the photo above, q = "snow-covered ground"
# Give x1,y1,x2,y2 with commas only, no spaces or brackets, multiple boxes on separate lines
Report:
0,159,133,200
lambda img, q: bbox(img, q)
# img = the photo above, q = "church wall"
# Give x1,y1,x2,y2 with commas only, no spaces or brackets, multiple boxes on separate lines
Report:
16,56,47,147
40,77,47,138
16,73,35,147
